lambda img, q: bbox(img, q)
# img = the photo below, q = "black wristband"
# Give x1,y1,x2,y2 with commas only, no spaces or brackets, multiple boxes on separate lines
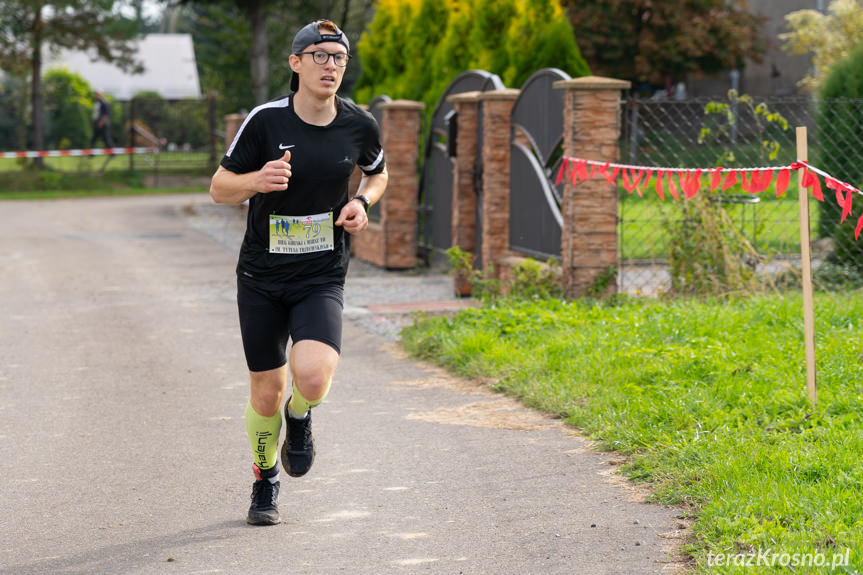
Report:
352,194,371,212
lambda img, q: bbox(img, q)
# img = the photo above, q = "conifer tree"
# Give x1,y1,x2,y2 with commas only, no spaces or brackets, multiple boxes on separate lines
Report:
355,0,589,109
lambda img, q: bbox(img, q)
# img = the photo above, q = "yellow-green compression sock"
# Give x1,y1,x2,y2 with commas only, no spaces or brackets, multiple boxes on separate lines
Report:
288,381,326,418
245,401,282,470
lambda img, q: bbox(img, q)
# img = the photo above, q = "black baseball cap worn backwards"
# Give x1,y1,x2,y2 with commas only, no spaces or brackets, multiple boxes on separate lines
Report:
290,20,350,92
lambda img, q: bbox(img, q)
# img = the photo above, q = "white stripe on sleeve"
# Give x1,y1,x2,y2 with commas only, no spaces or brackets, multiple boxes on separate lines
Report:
225,96,291,158
359,148,384,172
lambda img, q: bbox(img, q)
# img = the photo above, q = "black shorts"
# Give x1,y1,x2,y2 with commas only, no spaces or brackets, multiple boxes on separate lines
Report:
237,278,344,372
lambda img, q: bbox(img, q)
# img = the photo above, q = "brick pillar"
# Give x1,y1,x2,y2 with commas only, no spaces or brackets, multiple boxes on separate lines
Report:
224,113,246,151
446,91,481,295
351,99,424,269
554,76,630,299
479,88,520,277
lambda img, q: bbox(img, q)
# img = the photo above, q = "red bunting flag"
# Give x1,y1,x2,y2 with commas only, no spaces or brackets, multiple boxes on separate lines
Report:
827,180,854,224
825,177,850,218
636,169,653,197
679,169,702,199
622,168,643,194
575,160,589,184
555,158,567,186
710,168,723,192
740,171,753,193
667,173,679,200
656,170,666,200
599,164,619,187
723,170,738,191
801,167,824,201
776,169,790,197
844,188,853,223
751,169,774,193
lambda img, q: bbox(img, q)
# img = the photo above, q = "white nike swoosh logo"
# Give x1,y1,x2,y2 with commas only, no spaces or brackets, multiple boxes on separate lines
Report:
279,144,294,150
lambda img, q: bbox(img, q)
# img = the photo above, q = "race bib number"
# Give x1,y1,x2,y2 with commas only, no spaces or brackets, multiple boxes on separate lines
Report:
269,212,334,254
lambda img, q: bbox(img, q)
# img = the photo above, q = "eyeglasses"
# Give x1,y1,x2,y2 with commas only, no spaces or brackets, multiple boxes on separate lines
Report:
298,50,350,67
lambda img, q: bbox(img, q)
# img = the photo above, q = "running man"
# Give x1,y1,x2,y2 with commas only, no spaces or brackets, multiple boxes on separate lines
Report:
209,19,387,525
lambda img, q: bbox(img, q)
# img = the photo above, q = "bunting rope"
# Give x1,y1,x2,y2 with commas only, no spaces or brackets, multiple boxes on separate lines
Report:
556,157,863,239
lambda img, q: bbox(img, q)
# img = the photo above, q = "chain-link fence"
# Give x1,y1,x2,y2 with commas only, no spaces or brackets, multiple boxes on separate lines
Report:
126,96,222,172
0,94,223,174
617,95,863,297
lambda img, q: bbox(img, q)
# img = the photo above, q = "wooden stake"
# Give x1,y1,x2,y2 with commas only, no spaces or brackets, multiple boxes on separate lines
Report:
796,126,817,407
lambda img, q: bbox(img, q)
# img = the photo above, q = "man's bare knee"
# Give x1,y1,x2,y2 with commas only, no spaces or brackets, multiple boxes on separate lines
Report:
249,366,288,416
290,340,338,402
294,372,331,401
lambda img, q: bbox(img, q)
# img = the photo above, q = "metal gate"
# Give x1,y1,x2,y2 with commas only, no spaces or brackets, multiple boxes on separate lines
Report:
509,68,570,260
418,70,504,259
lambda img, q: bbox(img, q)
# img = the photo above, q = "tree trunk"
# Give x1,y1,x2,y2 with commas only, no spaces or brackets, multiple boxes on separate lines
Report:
247,0,268,105
339,0,351,31
30,5,44,168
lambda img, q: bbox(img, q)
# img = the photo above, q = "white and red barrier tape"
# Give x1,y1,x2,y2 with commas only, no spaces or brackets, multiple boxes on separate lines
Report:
0,147,157,159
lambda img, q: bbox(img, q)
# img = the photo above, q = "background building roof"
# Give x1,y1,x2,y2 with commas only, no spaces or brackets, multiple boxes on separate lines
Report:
46,34,201,101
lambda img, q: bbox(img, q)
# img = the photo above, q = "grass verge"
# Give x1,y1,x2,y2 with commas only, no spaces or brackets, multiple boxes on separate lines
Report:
0,166,209,200
401,293,863,573
0,186,206,200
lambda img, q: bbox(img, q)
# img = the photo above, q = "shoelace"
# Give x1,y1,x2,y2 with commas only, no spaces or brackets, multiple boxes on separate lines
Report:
251,480,278,507
288,415,312,451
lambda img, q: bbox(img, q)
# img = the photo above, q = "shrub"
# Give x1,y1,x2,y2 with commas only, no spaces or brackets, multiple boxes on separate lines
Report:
666,194,762,297
446,245,563,302
42,67,92,149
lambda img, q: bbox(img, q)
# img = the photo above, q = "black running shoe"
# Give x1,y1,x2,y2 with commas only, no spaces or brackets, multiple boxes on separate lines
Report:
282,401,315,477
247,466,280,525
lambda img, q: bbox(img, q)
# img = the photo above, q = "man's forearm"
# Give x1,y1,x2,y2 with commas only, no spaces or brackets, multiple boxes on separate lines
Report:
210,166,260,205
356,167,388,206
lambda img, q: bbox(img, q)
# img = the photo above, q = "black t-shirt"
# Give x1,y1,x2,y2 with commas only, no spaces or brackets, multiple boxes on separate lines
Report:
221,94,385,289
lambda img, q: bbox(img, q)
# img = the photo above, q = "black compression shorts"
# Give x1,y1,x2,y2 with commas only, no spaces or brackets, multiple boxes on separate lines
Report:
237,279,344,372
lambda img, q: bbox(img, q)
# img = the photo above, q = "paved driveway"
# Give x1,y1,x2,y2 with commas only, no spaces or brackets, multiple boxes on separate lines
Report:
0,195,685,574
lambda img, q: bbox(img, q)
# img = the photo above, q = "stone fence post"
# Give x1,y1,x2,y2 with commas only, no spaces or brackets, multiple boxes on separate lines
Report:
446,91,482,294
479,88,520,278
553,76,630,299
350,99,425,269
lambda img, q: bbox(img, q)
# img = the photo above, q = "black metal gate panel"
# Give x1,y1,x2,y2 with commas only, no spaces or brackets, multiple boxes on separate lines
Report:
509,68,570,260
418,70,504,257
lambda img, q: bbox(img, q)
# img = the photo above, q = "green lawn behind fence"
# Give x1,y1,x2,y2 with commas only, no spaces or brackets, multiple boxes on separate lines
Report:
618,182,821,260
402,293,863,573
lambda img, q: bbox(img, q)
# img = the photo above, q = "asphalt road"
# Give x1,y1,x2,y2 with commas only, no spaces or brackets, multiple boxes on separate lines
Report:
0,194,685,574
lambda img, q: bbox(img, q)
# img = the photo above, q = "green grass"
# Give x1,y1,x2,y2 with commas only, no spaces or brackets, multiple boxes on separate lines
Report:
401,293,863,573
618,183,821,260
0,187,207,200
0,152,214,174
0,168,209,200
0,156,212,199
